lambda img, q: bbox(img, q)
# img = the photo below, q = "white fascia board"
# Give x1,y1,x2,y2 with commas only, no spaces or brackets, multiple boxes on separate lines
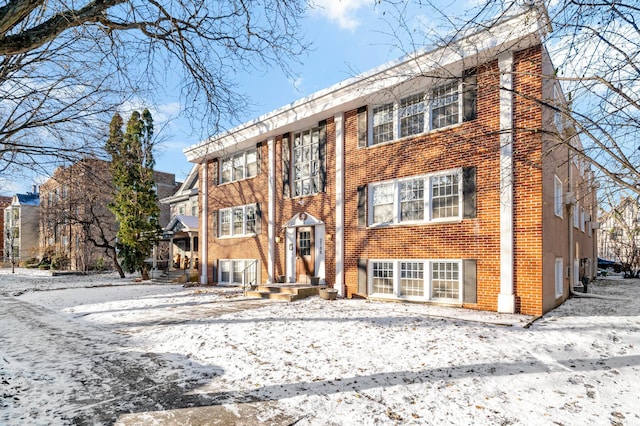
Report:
184,8,549,163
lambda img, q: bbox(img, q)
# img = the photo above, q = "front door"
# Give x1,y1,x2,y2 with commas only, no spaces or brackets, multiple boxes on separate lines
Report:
296,226,315,282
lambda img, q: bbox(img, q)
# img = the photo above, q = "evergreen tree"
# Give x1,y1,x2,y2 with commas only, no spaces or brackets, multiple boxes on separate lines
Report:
105,109,160,280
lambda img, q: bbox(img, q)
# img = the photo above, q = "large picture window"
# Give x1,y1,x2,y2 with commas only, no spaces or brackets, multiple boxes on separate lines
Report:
369,259,462,302
369,169,462,226
218,203,260,237
292,127,321,197
220,147,259,184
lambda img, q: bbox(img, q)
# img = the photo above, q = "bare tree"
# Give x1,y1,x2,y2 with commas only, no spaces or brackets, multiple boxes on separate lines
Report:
0,1,307,178
376,0,639,200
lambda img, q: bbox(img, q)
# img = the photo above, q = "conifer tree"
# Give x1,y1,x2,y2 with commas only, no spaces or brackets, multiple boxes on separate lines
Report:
105,109,160,280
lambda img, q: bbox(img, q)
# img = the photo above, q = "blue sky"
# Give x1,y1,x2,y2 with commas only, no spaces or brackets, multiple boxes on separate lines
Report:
1,0,460,194
151,0,443,185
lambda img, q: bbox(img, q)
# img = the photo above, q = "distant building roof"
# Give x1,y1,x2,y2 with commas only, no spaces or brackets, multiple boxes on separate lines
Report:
14,193,40,206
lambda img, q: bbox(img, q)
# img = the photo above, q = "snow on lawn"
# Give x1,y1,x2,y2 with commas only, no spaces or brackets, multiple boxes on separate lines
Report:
1,268,639,425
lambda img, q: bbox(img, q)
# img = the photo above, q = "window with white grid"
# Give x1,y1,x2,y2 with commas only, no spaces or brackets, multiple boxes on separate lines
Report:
400,93,425,138
292,127,321,197
431,173,460,219
218,204,258,238
372,261,394,295
400,179,424,222
400,262,424,297
431,262,460,300
432,83,459,129
220,147,258,184
372,103,394,145
369,169,462,226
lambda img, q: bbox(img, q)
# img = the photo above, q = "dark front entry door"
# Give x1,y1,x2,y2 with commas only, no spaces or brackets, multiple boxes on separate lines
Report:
296,226,315,282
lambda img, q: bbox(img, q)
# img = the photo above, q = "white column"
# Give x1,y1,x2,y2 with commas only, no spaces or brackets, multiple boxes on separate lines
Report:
268,137,276,283
200,161,208,284
498,51,516,313
334,112,345,296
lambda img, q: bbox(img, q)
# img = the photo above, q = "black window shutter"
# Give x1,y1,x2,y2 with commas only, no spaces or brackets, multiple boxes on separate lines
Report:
463,167,476,219
463,259,477,303
357,258,368,294
256,142,262,175
318,120,327,193
212,210,219,238
212,159,219,186
357,106,368,148
357,184,367,226
282,134,291,197
463,70,477,122
255,203,262,234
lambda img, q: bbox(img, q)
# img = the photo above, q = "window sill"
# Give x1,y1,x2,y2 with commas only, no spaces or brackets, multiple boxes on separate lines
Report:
366,121,464,149
217,233,257,240
368,218,463,228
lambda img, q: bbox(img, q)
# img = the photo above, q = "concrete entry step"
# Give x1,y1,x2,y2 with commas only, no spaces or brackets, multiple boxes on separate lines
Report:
246,284,325,302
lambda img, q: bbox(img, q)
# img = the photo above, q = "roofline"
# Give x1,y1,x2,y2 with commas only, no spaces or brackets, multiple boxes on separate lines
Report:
185,6,550,163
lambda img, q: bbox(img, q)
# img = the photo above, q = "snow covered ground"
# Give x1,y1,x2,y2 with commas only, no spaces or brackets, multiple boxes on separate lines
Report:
1,267,639,425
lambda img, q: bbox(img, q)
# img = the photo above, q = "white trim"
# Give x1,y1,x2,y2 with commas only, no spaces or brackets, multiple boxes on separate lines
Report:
368,258,463,303
555,257,563,298
185,9,549,162
335,112,345,296
498,51,516,314
268,137,275,284
368,168,463,226
554,175,563,218
200,162,208,285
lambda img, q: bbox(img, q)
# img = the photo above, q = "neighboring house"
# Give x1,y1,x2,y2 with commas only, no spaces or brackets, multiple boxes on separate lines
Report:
3,190,40,264
160,164,200,273
598,197,640,274
39,158,179,271
184,6,597,315
0,196,12,261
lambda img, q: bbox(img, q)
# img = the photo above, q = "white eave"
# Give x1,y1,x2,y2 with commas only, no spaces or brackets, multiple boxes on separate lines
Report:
184,7,550,163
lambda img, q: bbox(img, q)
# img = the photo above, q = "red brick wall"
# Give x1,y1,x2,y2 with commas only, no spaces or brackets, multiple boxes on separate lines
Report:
512,46,544,315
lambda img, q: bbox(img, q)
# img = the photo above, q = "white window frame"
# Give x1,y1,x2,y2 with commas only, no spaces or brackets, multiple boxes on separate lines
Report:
368,81,464,146
219,147,258,184
218,259,258,285
368,259,462,303
291,126,321,198
573,202,580,229
368,169,462,227
580,207,585,232
218,203,257,238
555,257,564,298
554,175,563,218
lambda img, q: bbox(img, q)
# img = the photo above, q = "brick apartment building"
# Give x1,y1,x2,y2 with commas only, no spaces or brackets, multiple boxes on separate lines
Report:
184,7,597,315
40,158,179,271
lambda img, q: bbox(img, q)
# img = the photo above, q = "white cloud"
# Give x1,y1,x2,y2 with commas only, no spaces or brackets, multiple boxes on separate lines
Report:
310,0,374,31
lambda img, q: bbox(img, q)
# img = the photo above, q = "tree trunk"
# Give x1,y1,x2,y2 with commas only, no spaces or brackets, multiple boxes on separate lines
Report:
108,247,125,278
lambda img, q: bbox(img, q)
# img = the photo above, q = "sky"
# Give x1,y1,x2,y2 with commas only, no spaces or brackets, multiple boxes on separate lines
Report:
149,0,424,186
1,0,428,196
1,269,639,424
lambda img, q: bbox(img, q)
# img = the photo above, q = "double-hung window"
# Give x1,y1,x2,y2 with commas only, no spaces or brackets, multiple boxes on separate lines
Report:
372,103,394,144
431,83,459,129
220,147,258,184
400,93,426,137
218,203,259,237
554,175,563,217
369,169,462,226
